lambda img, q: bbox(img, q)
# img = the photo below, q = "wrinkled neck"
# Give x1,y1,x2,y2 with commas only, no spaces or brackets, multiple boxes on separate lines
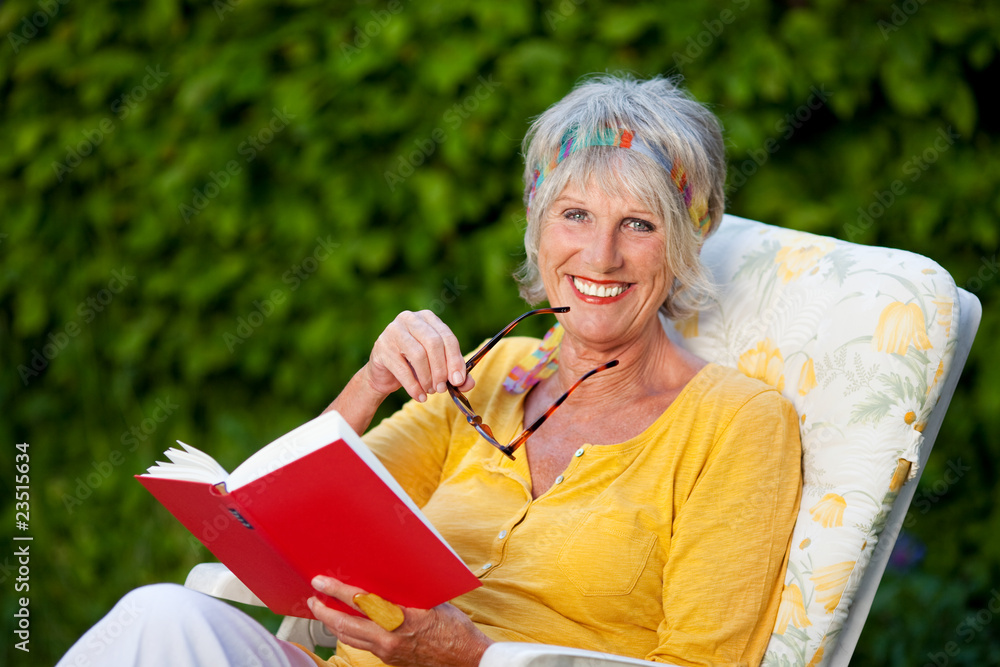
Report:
549,318,697,403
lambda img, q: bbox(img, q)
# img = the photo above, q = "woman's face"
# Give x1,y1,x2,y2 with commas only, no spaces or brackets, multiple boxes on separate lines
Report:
537,177,674,349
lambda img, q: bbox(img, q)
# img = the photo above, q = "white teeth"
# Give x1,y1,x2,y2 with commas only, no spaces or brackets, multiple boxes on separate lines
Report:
573,277,627,298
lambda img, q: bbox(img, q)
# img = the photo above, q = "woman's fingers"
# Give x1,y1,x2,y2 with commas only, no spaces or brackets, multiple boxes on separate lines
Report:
307,596,384,653
310,576,403,629
394,329,437,400
309,576,492,667
311,575,367,609
309,577,421,658
420,314,468,391
308,577,393,648
369,311,467,402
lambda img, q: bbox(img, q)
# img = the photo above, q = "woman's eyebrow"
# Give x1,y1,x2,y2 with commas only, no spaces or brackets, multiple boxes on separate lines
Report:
552,196,587,206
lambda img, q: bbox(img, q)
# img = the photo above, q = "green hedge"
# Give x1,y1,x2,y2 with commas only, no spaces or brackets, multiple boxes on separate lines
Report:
1,1,997,664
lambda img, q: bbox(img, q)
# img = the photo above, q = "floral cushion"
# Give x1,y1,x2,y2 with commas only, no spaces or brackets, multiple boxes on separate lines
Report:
667,215,961,667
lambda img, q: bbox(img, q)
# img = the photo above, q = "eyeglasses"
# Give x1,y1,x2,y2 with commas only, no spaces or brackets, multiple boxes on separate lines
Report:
447,307,618,460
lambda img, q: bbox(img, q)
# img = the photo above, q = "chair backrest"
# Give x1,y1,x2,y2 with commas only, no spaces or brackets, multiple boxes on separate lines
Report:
666,215,980,667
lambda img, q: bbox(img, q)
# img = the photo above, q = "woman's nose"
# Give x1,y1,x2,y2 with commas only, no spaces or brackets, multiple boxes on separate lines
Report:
582,225,623,273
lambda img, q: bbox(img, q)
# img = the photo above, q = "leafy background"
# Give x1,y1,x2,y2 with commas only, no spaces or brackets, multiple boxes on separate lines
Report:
1,0,997,665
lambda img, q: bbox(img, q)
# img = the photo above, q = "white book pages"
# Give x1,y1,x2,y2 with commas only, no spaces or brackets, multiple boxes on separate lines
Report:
143,441,230,484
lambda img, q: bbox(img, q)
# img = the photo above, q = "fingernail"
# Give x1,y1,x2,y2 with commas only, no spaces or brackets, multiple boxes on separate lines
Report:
307,596,316,610
311,576,326,591
416,393,427,403
436,382,447,394
452,371,464,385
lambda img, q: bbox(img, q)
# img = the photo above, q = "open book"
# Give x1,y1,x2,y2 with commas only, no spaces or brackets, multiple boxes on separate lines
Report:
136,410,481,619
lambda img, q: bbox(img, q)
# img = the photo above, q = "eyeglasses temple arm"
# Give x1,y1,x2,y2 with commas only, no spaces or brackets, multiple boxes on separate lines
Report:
500,359,619,456
464,307,570,371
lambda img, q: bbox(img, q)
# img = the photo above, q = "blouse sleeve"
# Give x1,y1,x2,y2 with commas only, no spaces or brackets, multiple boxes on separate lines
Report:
647,389,802,666
360,390,457,508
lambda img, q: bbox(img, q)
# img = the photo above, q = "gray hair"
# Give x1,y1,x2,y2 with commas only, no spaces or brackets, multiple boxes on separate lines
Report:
516,74,726,320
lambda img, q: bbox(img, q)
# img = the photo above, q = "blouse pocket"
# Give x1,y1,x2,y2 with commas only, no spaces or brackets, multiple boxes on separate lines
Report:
557,512,657,596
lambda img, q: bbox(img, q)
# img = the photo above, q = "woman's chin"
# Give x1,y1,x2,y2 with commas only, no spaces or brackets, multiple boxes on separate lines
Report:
564,317,636,348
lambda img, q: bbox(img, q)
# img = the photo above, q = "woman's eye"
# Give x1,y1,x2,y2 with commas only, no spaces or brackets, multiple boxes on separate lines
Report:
625,218,654,232
564,209,588,221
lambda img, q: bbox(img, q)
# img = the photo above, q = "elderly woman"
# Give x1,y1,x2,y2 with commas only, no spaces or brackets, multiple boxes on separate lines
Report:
58,75,800,667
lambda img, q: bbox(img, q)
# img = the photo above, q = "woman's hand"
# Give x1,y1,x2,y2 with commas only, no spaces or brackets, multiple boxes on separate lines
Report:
364,310,474,403
308,576,493,667
324,310,474,434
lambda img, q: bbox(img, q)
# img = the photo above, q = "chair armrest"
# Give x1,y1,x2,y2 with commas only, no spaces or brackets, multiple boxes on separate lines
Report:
480,642,676,666
276,615,339,649
184,562,265,607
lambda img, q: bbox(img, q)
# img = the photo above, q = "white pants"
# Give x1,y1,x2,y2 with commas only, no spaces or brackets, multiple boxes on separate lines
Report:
56,583,317,667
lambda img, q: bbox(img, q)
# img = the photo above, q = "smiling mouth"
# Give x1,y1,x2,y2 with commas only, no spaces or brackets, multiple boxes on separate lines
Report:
571,276,632,298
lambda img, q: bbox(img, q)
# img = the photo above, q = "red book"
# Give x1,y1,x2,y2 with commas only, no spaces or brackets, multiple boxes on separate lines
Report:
136,410,481,619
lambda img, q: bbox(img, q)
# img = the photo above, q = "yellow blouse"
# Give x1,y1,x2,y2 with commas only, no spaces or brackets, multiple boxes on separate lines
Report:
314,337,801,667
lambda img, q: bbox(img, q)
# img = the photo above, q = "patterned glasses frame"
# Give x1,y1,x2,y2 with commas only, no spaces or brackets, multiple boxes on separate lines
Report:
446,307,619,460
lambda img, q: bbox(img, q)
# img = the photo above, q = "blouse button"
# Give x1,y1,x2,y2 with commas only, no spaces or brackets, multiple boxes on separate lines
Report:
497,530,507,540
573,447,585,457
482,563,493,571
555,475,564,484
